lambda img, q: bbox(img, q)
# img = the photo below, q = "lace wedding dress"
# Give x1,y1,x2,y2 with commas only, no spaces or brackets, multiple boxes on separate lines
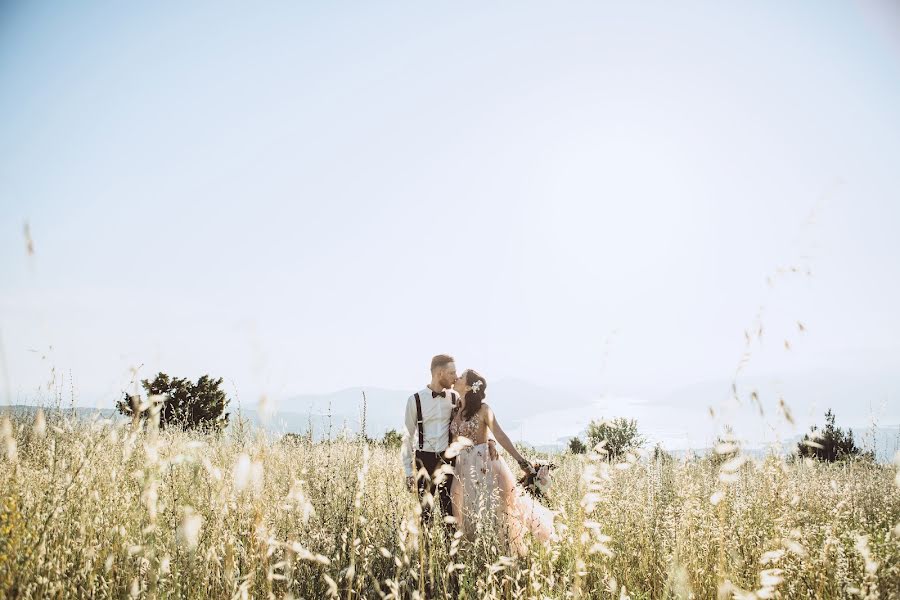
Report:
449,411,556,556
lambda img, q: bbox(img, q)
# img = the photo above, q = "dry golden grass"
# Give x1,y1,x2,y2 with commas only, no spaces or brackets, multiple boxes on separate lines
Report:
0,410,898,599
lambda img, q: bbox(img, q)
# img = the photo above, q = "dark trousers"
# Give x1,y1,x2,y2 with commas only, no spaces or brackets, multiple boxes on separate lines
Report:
414,450,458,598
414,450,456,530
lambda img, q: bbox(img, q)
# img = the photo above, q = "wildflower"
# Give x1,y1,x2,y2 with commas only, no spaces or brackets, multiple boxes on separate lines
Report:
33,409,46,437
0,417,14,463
250,460,264,494
782,538,806,557
894,451,900,487
588,542,614,557
760,549,784,565
719,454,748,473
854,534,879,574
232,453,250,484
715,441,739,455
759,568,784,587
176,508,202,551
322,573,339,598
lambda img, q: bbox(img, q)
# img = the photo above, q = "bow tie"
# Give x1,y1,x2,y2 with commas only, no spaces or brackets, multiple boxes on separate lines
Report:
431,390,446,398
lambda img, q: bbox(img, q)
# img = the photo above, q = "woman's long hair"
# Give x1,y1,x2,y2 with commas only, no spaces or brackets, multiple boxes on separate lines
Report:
461,369,487,420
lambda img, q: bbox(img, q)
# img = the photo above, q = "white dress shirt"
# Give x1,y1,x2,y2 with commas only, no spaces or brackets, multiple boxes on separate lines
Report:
400,386,458,477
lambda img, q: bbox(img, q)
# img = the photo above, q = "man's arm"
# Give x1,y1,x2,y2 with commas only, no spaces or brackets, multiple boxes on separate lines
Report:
399,395,417,486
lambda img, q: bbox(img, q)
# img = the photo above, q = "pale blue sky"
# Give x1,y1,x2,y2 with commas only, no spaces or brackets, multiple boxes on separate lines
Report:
1,1,899,438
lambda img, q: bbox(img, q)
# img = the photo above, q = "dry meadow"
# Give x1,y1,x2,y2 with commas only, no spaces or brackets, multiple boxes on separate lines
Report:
1,410,899,599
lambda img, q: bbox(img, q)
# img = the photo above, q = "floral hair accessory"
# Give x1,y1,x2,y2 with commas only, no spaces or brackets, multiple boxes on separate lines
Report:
471,380,483,393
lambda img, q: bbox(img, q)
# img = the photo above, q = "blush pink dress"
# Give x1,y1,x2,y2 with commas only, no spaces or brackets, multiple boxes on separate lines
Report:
449,411,556,556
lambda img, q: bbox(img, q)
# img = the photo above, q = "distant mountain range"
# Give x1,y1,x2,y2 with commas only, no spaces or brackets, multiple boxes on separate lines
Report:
3,370,897,462
250,378,590,440
0,378,585,440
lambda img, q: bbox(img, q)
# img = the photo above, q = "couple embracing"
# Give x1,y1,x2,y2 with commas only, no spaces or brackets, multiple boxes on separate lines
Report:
400,354,556,557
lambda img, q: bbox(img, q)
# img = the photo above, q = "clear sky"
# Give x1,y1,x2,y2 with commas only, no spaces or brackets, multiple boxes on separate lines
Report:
1,1,899,438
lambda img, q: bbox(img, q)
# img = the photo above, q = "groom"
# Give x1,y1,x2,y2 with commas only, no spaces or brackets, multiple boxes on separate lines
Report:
401,354,497,529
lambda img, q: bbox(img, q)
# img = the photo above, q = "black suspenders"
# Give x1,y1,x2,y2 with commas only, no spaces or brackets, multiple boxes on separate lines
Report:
414,393,424,450
448,392,456,447
414,391,456,452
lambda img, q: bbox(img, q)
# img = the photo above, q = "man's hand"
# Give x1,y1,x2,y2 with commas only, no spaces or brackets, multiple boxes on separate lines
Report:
487,439,499,461
406,475,416,492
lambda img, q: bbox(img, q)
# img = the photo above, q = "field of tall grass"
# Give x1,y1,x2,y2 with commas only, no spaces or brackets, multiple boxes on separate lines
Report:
1,409,898,599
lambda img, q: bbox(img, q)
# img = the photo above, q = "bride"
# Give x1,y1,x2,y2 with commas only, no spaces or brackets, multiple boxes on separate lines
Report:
448,369,556,556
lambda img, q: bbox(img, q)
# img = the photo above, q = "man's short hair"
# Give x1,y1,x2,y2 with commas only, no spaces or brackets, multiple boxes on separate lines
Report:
430,354,455,372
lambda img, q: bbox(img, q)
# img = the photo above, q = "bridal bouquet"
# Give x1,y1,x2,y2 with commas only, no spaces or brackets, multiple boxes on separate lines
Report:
518,460,556,501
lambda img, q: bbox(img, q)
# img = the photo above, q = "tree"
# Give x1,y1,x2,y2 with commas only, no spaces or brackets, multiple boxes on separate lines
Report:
568,436,587,454
797,409,871,462
281,432,312,446
586,417,645,461
382,429,403,449
117,372,230,431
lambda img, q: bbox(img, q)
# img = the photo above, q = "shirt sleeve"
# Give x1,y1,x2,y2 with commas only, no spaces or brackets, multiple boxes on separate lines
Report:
399,394,417,478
